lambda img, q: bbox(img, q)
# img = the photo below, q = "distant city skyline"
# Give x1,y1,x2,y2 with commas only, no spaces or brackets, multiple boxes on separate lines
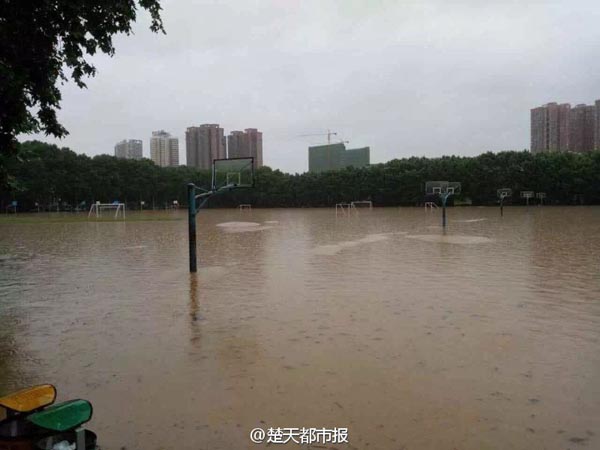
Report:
531,99,599,153
18,1,600,172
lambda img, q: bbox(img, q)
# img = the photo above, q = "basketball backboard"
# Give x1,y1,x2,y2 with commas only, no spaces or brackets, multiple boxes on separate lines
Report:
497,188,512,199
425,181,461,195
212,157,254,191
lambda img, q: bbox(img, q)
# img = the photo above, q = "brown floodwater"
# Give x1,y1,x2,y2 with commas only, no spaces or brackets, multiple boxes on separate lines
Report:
1,207,599,449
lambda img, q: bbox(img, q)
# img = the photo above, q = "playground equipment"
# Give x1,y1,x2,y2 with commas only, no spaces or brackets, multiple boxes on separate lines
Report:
88,201,125,219
425,181,461,228
520,191,534,206
239,204,252,211
188,157,255,272
0,384,97,449
497,188,512,216
536,192,547,205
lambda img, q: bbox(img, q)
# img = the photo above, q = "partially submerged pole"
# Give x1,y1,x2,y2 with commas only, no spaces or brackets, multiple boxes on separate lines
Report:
188,183,197,273
500,197,504,216
441,195,447,228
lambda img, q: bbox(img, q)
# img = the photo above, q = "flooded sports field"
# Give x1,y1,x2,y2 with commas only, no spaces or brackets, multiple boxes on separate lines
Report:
1,207,599,449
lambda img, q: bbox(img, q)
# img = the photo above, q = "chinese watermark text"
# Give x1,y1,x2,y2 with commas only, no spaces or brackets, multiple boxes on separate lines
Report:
249,427,349,445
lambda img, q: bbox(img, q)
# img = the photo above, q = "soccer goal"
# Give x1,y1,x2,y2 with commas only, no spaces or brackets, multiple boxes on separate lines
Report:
351,200,373,209
239,204,252,211
335,203,356,216
88,202,126,219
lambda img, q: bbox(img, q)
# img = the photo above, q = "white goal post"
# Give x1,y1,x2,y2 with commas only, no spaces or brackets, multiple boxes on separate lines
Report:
335,203,356,216
351,200,373,209
88,202,126,219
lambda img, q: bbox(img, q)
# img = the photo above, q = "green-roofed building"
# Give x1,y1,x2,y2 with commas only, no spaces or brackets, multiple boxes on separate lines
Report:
308,143,370,173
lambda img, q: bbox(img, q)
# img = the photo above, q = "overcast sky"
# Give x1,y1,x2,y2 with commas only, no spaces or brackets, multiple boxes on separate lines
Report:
24,0,600,173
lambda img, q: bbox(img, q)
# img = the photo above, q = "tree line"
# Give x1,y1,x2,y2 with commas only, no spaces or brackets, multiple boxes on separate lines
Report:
1,140,600,211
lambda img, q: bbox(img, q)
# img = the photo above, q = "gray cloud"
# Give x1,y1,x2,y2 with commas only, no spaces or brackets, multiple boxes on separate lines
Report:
23,0,600,173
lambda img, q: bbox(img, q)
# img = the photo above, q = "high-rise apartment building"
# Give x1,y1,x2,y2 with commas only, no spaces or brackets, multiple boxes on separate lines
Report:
227,131,245,158
595,100,600,150
114,139,143,160
186,124,226,170
569,104,596,153
150,130,179,167
530,103,570,153
531,99,600,153
308,143,370,173
227,128,263,168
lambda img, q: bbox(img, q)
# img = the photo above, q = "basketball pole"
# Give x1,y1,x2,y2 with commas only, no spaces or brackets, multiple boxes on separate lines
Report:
441,194,447,228
188,183,197,273
187,183,228,273
500,197,504,217
187,157,254,273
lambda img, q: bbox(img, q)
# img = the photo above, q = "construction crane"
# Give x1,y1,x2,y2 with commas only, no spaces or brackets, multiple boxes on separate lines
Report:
297,129,338,145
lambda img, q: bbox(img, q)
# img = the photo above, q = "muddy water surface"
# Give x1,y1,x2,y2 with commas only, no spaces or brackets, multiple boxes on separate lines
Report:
1,207,599,449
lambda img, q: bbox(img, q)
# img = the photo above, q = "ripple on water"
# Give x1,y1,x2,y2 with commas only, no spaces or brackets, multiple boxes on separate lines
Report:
196,265,228,279
313,233,390,255
216,222,273,233
216,222,261,228
406,234,493,244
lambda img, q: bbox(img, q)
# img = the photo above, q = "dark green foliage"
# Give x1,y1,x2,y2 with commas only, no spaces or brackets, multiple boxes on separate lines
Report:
0,0,164,185
2,142,600,210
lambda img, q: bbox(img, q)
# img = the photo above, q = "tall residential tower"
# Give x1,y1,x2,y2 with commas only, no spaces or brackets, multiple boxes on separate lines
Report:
227,128,263,168
595,100,600,150
150,131,179,167
530,103,570,153
114,139,143,160
186,124,226,170
569,104,596,153
531,99,600,153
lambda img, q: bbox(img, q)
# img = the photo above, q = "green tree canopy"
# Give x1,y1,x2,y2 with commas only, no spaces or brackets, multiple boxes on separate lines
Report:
3,142,600,210
0,0,164,186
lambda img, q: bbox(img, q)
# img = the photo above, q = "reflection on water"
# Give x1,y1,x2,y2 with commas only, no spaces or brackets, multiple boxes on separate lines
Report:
406,234,493,244
1,207,600,449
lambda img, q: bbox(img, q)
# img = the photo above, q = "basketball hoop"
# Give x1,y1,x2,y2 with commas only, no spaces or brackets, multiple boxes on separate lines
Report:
425,181,461,227
188,157,255,272
497,188,512,216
